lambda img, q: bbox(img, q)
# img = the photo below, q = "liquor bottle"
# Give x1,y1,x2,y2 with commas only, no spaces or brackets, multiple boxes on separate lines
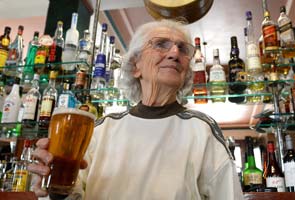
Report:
34,35,53,75
91,54,106,91
105,36,115,87
245,11,265,103
263,141,285,192
48,21,64,72
62,13,79,71
0,74,6,122
74,70,87,103
79,94,99,120
243,136,263,192
278,6,295,58
12,139,33,192
39,71,58,129
5,25,24,77
77,29,92,71
1,77,21,123
99,23,108,55
262,10,279,51
57,82,76,108
22,74,41,128
283,135,295,192
23,31,40,91
0,26,11,68
228,36,246,103
192,37,207,104
209,48,226,103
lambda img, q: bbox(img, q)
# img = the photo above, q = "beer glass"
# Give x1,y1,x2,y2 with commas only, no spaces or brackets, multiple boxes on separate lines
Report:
46,108,95,199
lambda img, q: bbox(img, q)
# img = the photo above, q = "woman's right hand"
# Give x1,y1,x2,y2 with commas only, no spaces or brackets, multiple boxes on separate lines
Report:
28,138,53,197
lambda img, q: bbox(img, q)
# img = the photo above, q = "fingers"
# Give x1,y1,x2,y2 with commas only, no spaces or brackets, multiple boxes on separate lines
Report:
28,163,51,176
36,138,50,149
32,148,53,165
80,159,88,169
30,174,48,197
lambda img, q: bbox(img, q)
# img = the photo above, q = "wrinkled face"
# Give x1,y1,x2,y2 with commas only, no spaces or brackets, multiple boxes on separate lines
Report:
133,27,192,91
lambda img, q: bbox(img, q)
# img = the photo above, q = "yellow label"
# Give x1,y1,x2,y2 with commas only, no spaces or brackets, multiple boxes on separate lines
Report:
1,38,9,46
0,49,8,67
12,169,28,192
244,173,262,185
40,96,54,117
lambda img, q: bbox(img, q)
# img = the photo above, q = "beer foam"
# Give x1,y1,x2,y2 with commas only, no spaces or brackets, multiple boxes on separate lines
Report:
52,107,96,121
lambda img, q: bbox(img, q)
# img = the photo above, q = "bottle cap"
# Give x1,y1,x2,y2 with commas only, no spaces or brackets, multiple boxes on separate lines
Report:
194,37,200,45
244,27,248,37
4,26,11,33
246,11,252,20
110,36,115,44
102,23,108,32
267,141,275,153
33,73,40,81
280,6,286,13
57,21,63,26
49,70,58,79
213,48,219,57
24,139,31,148
230,36,238,47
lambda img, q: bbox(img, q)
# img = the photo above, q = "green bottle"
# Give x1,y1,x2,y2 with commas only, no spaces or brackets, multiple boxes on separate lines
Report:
243,136,263,191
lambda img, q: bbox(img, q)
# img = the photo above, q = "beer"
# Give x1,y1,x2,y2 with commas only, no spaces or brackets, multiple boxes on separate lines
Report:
47,108,95,199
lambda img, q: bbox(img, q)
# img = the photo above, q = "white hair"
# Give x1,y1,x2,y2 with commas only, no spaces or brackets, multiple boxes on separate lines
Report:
119,19,193,105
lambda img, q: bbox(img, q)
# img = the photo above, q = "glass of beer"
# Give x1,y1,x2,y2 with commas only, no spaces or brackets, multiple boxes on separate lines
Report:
46,107,95,199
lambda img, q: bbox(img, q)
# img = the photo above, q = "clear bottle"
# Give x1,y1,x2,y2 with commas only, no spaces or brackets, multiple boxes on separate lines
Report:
1,77,21,123
228,36,246,103
263,141,285,192
192,37,207,104
39,71,58,129
12,139,33,192
283,135,295,192
105,36,115,87
22,74,41,128
91,54,106,91
209,48,226,103
245,11,265,103
23,31,40,91
62,13,79,71
278,5,295,58
0,26,11,69
262,10,279,51
57,82,76,108
77,29,92,71
5,25,24,77
243,136,263,192
99,23,108,55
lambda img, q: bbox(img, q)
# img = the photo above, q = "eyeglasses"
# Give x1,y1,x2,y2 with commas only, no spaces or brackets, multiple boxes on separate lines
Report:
146,37,195,59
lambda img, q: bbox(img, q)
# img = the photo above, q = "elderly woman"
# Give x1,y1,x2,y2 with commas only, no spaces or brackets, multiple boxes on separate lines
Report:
29,19,243,200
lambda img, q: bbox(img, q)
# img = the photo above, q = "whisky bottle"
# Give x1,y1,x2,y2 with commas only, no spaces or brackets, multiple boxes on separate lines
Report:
228,36,246,103
209,49,226,103
39,71,58,130
22,74,41,128
264,141,285,192
284,135,295,192
0,26,11,69
243,136,263,192
278,5,295,58
192,37,207,104
262,10,279,51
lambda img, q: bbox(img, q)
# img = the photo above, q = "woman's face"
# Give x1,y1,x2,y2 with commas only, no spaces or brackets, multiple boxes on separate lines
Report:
133,27,191,92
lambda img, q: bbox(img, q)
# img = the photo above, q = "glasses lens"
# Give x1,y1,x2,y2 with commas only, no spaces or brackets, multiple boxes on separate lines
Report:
152,38,173,51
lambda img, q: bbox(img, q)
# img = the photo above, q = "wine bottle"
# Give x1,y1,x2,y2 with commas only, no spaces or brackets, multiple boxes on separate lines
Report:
263,141,285,192
284,135,295,192
243,136,263,192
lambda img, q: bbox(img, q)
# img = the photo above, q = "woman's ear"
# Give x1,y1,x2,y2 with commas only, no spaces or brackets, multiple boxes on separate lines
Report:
131,56,141,78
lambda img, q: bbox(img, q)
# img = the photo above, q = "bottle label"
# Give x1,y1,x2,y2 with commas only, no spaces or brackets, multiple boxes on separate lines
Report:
279,22,294,43
244,173,262,185
209,69,225,82
192,62,205,72
1,38,9,46
75,71,86,87
284,161,295,187
58,94,76,108
263,25,278,49
34,48,46,64
12,169,28,192
0,49,8,67
23,95,38,120
279,22,292,34
40,96,55,117
2,100,18,123
94,63,105,78
266,177,285,192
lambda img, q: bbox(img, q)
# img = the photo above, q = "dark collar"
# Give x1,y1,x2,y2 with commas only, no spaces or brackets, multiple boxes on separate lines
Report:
129,101,186,119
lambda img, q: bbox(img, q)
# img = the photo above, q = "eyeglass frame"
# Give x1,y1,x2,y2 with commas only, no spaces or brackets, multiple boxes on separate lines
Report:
144,37,196,60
